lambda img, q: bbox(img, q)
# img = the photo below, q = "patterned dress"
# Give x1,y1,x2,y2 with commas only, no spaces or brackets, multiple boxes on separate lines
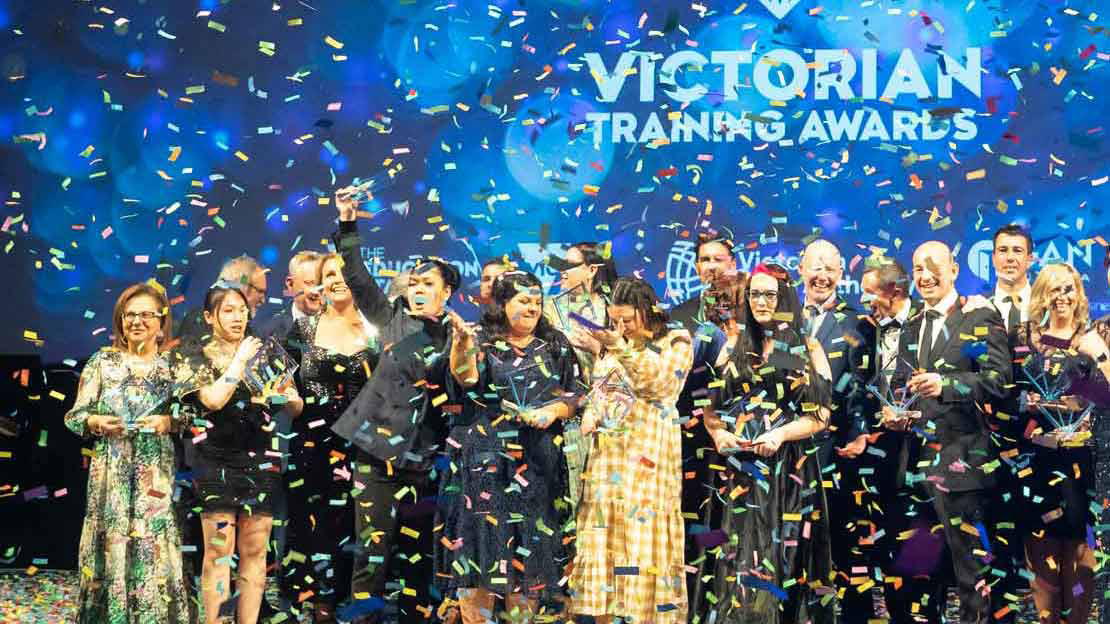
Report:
64,348,194,624
436,329,579,599
570,328,693,623
543,293,605,508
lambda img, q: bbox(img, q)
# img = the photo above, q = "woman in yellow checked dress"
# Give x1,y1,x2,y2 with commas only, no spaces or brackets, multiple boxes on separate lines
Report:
570,277,693,624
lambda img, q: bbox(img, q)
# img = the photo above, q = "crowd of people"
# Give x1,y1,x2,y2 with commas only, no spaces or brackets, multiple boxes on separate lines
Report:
60,187,1110,624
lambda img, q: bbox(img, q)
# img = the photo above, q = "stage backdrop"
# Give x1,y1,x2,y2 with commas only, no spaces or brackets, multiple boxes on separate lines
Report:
1,0,1108,363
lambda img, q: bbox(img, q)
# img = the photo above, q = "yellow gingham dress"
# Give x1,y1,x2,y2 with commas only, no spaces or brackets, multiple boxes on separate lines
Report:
570,329,693,623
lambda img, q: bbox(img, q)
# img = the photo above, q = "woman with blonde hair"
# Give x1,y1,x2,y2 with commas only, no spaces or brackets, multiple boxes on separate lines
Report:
1010,262,1110,624
65,281,194,623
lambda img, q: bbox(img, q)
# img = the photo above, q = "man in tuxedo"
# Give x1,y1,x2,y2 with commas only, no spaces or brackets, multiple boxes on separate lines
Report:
798,239,873,623
987,224,1036,620
989,224,1034,334
887,241,1013,624
861,258,948,623
257,250,322,345
669,230,734,620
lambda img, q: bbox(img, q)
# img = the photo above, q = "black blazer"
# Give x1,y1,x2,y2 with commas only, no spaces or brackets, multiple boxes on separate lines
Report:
890,298,1012,493
810,299,871,443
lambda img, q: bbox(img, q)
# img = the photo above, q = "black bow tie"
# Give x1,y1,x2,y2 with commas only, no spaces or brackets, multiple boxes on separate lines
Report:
882,319,902,332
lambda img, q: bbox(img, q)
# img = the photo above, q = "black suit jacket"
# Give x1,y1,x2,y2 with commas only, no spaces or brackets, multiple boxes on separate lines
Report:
669,295,704,330
810,299,871,444
890,298,1012,493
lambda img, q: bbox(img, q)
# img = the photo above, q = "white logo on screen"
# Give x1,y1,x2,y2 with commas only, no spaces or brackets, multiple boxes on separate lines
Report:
967,239,994,281
759,0,802,19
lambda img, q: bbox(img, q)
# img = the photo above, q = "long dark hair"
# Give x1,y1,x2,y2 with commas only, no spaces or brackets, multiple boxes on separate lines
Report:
728,263,813,387
572,241,618,297
607,277,670,341
480,271,561,342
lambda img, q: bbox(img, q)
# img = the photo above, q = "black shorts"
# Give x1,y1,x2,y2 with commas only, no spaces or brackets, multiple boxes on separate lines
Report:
194,457,281,516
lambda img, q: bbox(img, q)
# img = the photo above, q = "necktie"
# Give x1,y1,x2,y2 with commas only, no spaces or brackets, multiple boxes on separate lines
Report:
918,309,942,369
805,305,820,336
1003,295,1021,332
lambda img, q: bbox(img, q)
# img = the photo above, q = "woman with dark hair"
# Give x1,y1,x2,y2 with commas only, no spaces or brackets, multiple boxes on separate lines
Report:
182,283,303,624
65,281,194,623
544,242,617,508
282,252,380,622
439,271,581,623
569,277,694,624
700,263,836,624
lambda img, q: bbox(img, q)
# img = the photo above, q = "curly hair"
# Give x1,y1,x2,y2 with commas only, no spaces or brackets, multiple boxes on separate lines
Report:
480,271,562,342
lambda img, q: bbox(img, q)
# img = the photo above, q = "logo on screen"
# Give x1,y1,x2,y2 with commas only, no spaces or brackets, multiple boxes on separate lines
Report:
758,0,802,19
967,239,994,281
665,241,706,304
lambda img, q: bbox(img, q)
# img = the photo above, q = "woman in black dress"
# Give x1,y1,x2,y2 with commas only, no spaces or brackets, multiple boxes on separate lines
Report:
184,283,303,624
283,252,380,622
701,263,836,624
1010,263,1110,624
440,271,580,623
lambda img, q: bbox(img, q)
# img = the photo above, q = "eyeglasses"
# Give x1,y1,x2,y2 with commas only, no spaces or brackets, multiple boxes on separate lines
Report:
749,290,779,303
123,311,162,323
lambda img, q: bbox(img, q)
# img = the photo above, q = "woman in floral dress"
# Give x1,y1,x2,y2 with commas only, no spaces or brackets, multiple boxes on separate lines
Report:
64,281,194,623
570,277,694,624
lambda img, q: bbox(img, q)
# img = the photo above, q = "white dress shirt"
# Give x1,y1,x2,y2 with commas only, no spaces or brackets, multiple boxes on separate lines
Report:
879,298,912,383
992,282,1031,330
918,289,959,362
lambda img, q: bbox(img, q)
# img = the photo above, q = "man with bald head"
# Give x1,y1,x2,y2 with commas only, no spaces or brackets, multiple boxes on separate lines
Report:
885,240,1013,624
798,238,875,623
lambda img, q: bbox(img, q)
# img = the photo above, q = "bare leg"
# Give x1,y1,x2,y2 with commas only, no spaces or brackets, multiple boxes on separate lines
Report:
457,587,496,624
1059,538,1096,623
1026,535,1063,624
201,512,237,624
235,513,273,624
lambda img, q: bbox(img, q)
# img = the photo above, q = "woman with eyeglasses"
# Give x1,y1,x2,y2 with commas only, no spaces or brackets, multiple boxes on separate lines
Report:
180,283,304,624
64,281,194,623
700,263,836,624
1009,263,1110,624
569,277,694,624
545,242,618,508
440,271,580,622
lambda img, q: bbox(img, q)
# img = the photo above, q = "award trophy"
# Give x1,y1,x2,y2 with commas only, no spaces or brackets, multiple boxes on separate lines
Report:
581,368,636,434
868,381,923,428
98,369,197,432
1019,352,1092,448
244,337,299,400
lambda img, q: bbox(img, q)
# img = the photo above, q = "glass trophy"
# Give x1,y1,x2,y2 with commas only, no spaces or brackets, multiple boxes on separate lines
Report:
582,368,636,434
98,369,197,432
867,382,923,427
244,337,299,399
550,283,598,335
1019,352,1093,448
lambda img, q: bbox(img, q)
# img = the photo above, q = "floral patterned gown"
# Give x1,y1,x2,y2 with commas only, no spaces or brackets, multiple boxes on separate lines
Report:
64,347,194,624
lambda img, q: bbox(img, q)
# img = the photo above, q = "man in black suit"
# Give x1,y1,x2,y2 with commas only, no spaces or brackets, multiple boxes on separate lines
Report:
257,250,323,346
668,230,735,621
799,239,874,623
861,258,947,623
887,241,1013,624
